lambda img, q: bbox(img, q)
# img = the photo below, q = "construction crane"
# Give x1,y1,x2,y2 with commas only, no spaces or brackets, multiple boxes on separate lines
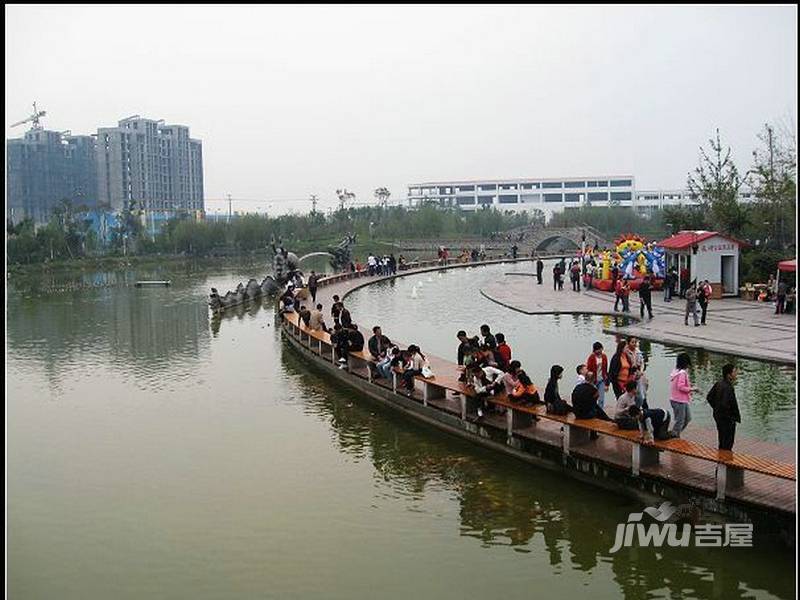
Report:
10,102,47,130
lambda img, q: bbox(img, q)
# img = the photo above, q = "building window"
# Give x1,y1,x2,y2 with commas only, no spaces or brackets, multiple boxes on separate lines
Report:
542,182,563,189
564,193,581,202
478,184,497,191
589,180,608,187
588,192,608,202
544,193,563,202
457,197,475,205
499,183,518,190
498,194,518,204
564,181,586,188
521,183,540,189
520,194,541,203
610,179,632,187
610,191,632,202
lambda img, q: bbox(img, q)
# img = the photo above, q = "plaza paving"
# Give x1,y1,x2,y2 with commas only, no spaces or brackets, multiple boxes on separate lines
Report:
481,273,797,365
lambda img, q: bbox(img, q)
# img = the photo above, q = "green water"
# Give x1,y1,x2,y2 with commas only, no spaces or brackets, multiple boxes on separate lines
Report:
6,259,796,599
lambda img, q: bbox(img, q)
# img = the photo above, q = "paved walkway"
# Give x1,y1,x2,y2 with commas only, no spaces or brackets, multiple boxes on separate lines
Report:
481,273,797,365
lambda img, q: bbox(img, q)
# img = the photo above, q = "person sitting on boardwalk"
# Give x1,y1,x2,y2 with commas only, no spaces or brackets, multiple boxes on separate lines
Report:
330,325,349,366
346,324,364,352
331,295,344,326
468,363,505,418
377,347,399,380
494,333,512,370
586,342,609,408
510,370,541,406
401,345,427,397
572,372,612,422
669,352,696,438
628,405,673,443
575,364,587,387
544,365,571,415
368,326,392,360
298,305,312,328
280,287,296,313
613,380,640,429
501,360,522,395
309,304,328,332
706,363,741,451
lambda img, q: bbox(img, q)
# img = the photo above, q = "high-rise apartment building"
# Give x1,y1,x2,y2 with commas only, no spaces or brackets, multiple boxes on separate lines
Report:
96,116,204,214
6,129,98,225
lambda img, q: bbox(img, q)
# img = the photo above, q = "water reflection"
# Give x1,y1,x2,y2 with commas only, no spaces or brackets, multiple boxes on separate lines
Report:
281,350,794,599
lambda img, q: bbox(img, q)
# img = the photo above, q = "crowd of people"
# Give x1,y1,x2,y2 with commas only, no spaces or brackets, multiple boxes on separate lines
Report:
452,326,742,450
282,264,744,453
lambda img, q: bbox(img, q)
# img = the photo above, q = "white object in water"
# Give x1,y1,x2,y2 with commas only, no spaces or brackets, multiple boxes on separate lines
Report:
417,281,423,287
427,275,434,282
411,286,419,299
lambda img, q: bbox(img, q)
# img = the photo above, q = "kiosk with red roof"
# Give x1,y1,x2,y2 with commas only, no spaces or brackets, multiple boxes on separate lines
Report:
658,231,747,298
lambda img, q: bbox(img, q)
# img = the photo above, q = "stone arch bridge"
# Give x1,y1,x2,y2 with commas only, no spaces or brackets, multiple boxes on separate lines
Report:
394,225,610,254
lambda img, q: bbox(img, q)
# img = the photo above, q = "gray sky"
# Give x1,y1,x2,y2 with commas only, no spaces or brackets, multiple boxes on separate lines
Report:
5,4,797,214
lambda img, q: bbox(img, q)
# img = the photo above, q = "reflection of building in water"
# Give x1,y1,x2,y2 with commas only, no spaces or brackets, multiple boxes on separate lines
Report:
6,286,210,383
110,290,209,367
281,352,795,599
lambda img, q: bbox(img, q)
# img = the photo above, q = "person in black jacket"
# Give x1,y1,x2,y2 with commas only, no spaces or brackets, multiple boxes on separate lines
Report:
536,257,544,285
368,326,392,360
706,364,741,450
346,324,364,352
639,276,653,319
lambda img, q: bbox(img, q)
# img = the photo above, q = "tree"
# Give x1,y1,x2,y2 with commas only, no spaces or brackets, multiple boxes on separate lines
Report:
373,187,391,208
749,122,796,250
687,128,748,236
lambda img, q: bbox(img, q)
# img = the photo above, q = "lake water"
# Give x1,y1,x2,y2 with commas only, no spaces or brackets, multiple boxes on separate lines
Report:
6,259,796,599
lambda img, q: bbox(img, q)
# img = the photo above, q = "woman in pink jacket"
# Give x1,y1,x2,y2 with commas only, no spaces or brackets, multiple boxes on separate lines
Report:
669,353,697,438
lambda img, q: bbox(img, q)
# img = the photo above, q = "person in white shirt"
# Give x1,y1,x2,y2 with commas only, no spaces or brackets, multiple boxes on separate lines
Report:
469,363,505,418
614,380,639,420
575,364,588,387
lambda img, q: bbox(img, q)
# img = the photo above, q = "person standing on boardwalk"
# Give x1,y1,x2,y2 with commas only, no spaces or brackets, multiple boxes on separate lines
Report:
536,257,544,284
614,278,623,312
663,268,675,303
775,280,788,314
706,364,741,450
608,340,630,399
553,263,561,291
669,353,696,438
570,260,582,292
586,341,609,408
620,279,631,312
684,282,700,326
639,276,654,319
307,271,319,303
679,266,690,298
698,279,712,325
331,295,344,327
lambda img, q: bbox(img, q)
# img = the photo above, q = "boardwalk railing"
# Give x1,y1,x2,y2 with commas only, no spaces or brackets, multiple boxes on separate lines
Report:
283,259,796,505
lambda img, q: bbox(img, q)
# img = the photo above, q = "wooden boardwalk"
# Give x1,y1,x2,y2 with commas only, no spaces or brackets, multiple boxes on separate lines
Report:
284,260,796,515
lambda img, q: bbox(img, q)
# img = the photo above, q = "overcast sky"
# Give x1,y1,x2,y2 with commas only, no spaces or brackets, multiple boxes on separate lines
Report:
5,4,797,214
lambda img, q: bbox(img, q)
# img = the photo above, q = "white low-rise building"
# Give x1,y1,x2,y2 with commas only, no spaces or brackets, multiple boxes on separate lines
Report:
406,177,758,221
